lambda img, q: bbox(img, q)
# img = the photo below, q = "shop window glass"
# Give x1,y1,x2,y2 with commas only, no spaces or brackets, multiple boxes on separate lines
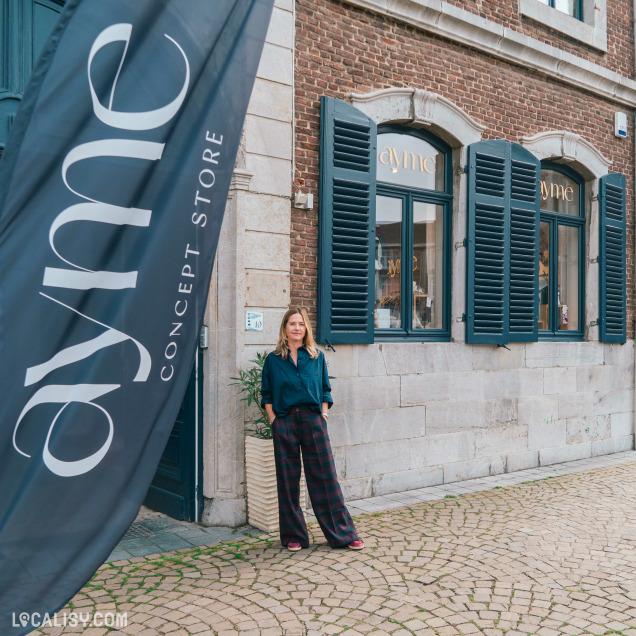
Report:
558,224,581,331
377,133,445,191
374,127,451,339
538,221,550,330
375,195,402,329
536,0,581,19
413,202,444,329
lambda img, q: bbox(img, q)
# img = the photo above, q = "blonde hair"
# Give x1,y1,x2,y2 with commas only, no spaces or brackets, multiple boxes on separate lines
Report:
274,307,319,360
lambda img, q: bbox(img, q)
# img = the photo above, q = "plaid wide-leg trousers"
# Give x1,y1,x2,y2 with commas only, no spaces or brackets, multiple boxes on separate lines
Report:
272,406,358,548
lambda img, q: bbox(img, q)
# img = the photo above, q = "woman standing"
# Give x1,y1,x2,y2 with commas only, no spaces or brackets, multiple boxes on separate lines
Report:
261,307,363,552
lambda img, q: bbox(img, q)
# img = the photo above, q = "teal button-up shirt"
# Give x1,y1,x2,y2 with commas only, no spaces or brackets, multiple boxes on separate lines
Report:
260,347,333,417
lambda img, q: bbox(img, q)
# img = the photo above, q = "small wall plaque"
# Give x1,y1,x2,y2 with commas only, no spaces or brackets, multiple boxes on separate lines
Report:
246,311,263,331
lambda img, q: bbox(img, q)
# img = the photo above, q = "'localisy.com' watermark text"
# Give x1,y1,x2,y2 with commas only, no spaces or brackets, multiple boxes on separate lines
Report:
12,611,128,629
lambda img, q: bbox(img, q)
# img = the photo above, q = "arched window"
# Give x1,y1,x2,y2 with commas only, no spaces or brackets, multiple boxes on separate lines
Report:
538,163,585,338
374,126,452,338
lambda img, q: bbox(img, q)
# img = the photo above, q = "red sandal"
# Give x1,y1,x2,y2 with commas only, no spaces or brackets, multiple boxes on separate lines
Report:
347,540,364,550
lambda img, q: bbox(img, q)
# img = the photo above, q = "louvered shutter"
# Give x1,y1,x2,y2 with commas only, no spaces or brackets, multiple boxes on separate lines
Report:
599,173,626,343
508,145,540,342
317,97,377,344
466,140,509,344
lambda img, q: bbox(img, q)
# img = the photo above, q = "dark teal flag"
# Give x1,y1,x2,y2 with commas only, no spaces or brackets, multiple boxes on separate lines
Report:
0,0,274,632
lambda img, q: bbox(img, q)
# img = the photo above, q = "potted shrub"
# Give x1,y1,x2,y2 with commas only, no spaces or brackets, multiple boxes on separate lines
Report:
231,353,306,533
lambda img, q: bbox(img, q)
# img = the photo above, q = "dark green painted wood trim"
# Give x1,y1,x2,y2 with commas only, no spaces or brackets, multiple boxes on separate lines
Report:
2,0,24,92
466,139,510,344
195,347,204,520
317,97,377,344
538,333,585,342
0,2,5,87
0,0,65,149
144,348,204,522
507,142,540,342
467,140,542,345
0,0,26,149
374,333,451,342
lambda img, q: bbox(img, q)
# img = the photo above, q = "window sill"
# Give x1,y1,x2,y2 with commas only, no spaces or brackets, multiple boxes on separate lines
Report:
519,0,607,52
538,332,585,341
374,331,451,342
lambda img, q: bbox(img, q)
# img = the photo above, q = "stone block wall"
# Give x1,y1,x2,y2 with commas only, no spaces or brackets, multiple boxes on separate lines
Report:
325,341,634,500
201,0,294,526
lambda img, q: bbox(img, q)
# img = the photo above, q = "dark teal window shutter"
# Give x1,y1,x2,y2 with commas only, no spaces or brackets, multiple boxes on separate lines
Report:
466,140,510,344
599,172,626,343
466,140,540,344
317,97,377,344
508,144,540,342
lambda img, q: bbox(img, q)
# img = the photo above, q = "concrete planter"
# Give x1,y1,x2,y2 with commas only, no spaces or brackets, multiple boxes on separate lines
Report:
245,435,306,533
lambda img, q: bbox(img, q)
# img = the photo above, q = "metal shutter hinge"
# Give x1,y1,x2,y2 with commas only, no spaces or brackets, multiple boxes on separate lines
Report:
455,238,467,249
200,325,209,349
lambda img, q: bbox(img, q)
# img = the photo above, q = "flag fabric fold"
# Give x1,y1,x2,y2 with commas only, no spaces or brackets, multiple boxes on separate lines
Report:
0,1,274,633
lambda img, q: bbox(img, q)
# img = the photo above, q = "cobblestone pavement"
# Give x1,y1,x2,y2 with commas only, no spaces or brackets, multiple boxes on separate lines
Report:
40,458,636,636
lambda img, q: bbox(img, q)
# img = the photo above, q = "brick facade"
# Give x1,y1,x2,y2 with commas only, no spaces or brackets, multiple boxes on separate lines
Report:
443,0,634,77
293,0,635,336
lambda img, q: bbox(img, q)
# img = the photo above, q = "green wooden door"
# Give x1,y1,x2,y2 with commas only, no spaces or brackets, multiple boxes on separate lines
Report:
1,0,66,150
144,350,204,522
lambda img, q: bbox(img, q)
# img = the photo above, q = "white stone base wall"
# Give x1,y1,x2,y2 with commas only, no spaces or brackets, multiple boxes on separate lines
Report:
326,341,635,500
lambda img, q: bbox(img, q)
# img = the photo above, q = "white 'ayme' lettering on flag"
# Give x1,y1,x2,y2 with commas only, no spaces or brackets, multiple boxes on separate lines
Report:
13,23,190,478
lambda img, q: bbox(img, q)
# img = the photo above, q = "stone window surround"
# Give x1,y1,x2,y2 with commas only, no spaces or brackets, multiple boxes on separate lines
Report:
520,130,611,180
521,130,612,341
519,0,607,52
350,88,612,341
342,0,636,108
